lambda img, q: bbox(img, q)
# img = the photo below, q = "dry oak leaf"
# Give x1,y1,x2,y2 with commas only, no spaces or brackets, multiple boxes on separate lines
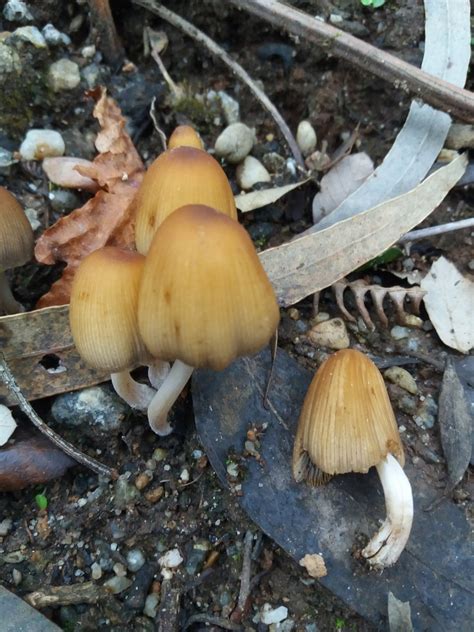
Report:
35,89,144,308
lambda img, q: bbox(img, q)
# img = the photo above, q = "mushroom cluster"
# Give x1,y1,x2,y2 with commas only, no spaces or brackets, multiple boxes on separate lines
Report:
69,125,279,434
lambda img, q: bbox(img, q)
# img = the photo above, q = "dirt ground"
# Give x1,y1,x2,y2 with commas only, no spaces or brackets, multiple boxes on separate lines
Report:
0,1,472,631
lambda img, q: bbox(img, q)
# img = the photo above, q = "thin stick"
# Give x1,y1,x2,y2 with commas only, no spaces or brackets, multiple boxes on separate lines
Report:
399,217,474,242
132,0,305,169
86,0,124,66
0,354,116,479
227,0,474,124
230,530,254,623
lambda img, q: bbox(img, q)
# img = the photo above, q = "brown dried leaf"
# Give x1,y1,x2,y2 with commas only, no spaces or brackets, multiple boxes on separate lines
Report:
35,89,144,307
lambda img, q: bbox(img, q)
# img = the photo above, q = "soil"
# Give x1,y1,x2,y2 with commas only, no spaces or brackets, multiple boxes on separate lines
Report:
0,1,472,631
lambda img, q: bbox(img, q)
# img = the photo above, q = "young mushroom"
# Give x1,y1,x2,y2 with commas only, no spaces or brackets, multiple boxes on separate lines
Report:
69,247,157,410
168,125,204,150
0,186,34,314
293,348,413,568
138,204,280,436
134,146,237,254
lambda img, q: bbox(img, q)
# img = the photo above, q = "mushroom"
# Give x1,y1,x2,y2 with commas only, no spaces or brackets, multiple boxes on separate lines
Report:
0,186,34,315
69,246,157,409
134,146,237,254
292,348,413,568
138,204,280,435
168,125,204,150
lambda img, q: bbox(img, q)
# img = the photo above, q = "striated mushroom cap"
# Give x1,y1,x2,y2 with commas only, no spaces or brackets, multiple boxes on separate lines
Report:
293,349,404,485
69,247,148,373
138,204,280,371
168,125,203,150
0,186,34,270
134,146,237,254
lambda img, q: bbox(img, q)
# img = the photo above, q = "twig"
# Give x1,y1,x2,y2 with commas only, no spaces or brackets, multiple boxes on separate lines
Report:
149,97,168,151
230,530,254,623
184,614,243,631
156,579,181,632
0,354,116,480
132,0,305,169
399,217,474,242
227,0,474,124
86,0,124,66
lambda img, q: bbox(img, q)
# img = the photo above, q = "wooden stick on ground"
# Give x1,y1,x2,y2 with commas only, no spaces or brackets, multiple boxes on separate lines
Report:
227,0,474,124
87,0,125,66
132,0,305,169
0,355,117,480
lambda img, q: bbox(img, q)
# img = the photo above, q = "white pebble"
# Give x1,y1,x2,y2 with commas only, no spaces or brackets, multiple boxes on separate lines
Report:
390,325,410,340
113,562,127,577
308,318,350,350
179,468,190,483
42,24,71,46
91,562,102,580
3,1,32,22
214,122,255,164
296,120,317,156
143,593,160,618
48,58,81,92
261,603,288,625
126,549,146,572
11,26,46,48
20,129,65,160
236,156,271,190
0,518,13,536
103,576,132,594
158,548,183,569
384,366,418,395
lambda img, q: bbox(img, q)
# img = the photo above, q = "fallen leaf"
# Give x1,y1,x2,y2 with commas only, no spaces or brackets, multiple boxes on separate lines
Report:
42,157,99,192
299,553,327,578
420,256,474,353
388,592,414,632
261,154,467,306
312,153,374,224
438,358,472,489
0,405,16,446
235,179,310,213
35,89,144,307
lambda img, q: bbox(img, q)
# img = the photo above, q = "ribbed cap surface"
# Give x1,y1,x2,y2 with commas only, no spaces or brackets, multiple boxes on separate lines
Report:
293,349,404,480
134,147,237,254
138,204,279,370
0,186,34,270
69,247,147,372
168,125,203,150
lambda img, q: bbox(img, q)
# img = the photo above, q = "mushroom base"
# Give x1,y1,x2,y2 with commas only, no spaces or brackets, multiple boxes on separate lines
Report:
147,360,194,436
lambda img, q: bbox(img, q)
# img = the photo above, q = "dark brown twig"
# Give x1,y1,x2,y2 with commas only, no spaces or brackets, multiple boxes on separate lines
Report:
227,0,474,124
87,0,125,66
230,530,254,623
0,354,116,480
132,0,305,168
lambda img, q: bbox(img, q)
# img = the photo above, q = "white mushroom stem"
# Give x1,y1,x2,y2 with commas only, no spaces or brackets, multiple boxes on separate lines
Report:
0,270,23,315
362,453,413,568
147,360,194,436
147,359,171,390
111,370,156,411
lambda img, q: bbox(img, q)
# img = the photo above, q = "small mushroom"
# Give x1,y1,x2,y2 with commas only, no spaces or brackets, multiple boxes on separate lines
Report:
134,145,237,254
293,348,413,568
168,125,203,150
69,247,157,409
138,204,280,435
0,186,34,314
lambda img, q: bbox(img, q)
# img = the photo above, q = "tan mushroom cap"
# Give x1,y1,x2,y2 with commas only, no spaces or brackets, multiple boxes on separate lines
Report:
138,204,280,371
168,125,203,150
293,349,404,485
0,186,34,270
69,247,148,373
134,146,238,254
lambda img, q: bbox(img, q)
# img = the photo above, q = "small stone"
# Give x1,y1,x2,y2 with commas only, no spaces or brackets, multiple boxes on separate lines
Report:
127,549,146,572
48,58,81,92
49,189,81,213
468,260,474,271
82,63,101,89
158,548,183,569
81,44,96,59
103,575,132,594
91,562,102,580
113,562,127,577
296,120,317,157
179,468,190,483
11,26,46,48
226,461,239,478
0,43,22,76
288,308,300,320
51,385,128,434
308,318,350,350
114,474,141,510
185,540,210,575
143,593,160,618
217,90,240,125
152,447,167,462
24,208,41,231
145,486,164,504
3,1,33,22
236,156,271,190
299,553,327,578
262,151,286,173
384,366,418,395
214,122,255,164
329,13,344,24
390,325,410,340
261,603,288,625
0,518,13,536
135,471,153,491
403,314,423,328
414,394,438,429
42,24,71,46
12,568,22,585
19,129,65,160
